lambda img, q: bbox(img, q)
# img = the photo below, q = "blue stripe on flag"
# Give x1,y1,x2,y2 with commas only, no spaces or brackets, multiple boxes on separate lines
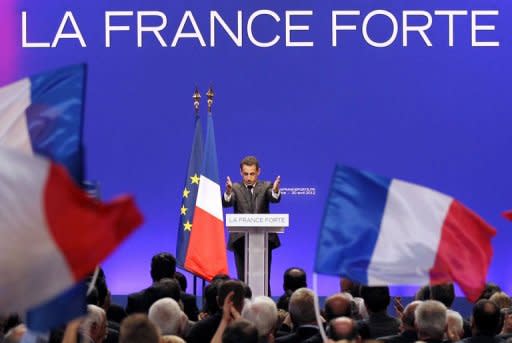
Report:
201,113,219,182
27,64,86,184
315,164,391,284
26,282,87,332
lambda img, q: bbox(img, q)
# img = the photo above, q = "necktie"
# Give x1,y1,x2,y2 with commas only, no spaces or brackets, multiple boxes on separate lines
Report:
247,185,255,212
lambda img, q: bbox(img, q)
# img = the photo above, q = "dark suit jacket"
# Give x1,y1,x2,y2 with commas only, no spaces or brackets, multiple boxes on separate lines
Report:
125,281,180,315
276,326,320,343
458,335,505,343
378,329,418,343
181,291,199,321
222,180,281,250
186,312,222,343
359,312,400,339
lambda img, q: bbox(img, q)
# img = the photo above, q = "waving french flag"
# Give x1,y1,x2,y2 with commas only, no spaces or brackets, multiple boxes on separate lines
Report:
315,165,496,302
0,64,85,183
0,147,143,314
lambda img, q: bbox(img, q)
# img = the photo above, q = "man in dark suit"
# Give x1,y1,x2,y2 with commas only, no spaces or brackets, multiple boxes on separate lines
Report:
222,156,281,284
125,253,198,321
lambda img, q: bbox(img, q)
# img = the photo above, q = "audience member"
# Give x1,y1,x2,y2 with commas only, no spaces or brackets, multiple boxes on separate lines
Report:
378,300,421,343
359,286,400,338
175,271,199,321
461,299,501,343
324,293,353,321
187,280,245,343
446,309,464,342
242,296,278,342
148,298,189,337
340,278,367,320
414,300,447,343
222,320,259,343
277,268,307,311
276,288,320,343
327,317,361,342
119,314,160,343
79,305,107,343
499,307,512,340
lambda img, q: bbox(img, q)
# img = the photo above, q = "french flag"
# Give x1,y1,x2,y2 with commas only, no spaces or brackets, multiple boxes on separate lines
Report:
315,164,496,302
184,112,228,280
0,64,85,183
0,147,143,314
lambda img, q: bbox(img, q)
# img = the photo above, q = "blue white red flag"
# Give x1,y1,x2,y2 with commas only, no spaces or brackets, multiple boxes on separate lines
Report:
315,165,496,302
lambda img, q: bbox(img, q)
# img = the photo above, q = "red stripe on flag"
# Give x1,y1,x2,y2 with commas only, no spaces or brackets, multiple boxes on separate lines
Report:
429,200,496,302
185,206,228,281
44,164,143,281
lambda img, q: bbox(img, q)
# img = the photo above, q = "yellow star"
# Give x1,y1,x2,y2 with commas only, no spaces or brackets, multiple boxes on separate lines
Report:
180,205,188,215
190,173,200,185
183,187,190,198
183,220,192,231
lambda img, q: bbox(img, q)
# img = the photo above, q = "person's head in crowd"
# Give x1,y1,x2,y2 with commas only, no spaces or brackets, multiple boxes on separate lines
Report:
86,268,110,309
150,253,176,282
401,300,422,332
120,314,160,343
324,293,353,321
446,309,464,341
174,271,187,292
414,300,447,341
501,308,512,334
430,283,455,308
222,319,259,343
472,299,501,336
360,286,390,314
212,273,231,283
289,288,317,327
148,298,188,337
479,283,502,301
242,296,278,340
490,292,512,310
149,278,181,306
80,304,107,343
340,278,362,298
3,324,26,343
2,314,22,335
107,304,127,324
283,268,307,294
203,283,220,315
415,285,431,301
244,284,253,299
161,335,186,343
218,280,246,314
328,317,360,342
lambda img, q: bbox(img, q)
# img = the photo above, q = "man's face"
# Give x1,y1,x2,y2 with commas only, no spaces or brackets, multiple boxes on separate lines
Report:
241,164,260,186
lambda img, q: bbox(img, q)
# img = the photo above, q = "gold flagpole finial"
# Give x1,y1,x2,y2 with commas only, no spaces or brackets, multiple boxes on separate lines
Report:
193,87,201,114
206,86,214,113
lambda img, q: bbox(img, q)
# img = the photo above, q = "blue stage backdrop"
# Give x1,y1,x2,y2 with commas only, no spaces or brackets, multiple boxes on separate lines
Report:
3,0,512,297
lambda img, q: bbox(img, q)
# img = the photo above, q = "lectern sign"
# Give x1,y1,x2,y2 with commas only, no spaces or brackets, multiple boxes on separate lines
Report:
226,214,289,227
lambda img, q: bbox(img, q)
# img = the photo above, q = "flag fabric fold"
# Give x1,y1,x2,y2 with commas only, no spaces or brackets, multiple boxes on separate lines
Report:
315,164,496,302
503,210,512,221
0,147,143,314
184,113,228,280
176,113,203,267
0,64,86,183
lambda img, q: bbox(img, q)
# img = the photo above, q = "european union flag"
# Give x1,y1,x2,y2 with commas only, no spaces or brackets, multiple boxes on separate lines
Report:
176,111,204,267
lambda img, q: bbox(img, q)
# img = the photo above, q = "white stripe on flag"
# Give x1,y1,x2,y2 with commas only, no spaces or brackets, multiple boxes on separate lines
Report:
0,150,74,312
367,179,452,285
0,78,33,155
196,175,223,221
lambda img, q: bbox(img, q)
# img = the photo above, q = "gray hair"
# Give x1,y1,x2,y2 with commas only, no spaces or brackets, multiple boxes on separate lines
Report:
242,296,278,336
415,300,447,340
80,304,106,335
148,298,186,336
289,288,316,326
446,309,464,336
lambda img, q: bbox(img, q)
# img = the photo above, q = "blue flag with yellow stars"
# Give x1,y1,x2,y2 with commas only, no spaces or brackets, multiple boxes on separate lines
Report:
176,112,204,267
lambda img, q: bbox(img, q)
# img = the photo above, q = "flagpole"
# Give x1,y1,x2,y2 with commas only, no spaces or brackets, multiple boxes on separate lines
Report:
192,86,201,297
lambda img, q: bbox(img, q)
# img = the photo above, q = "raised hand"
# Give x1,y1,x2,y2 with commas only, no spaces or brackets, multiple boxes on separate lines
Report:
273,175,281,193
226,176,233,195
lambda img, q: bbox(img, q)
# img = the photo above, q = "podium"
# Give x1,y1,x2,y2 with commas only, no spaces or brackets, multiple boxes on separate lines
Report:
226,213,289,297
